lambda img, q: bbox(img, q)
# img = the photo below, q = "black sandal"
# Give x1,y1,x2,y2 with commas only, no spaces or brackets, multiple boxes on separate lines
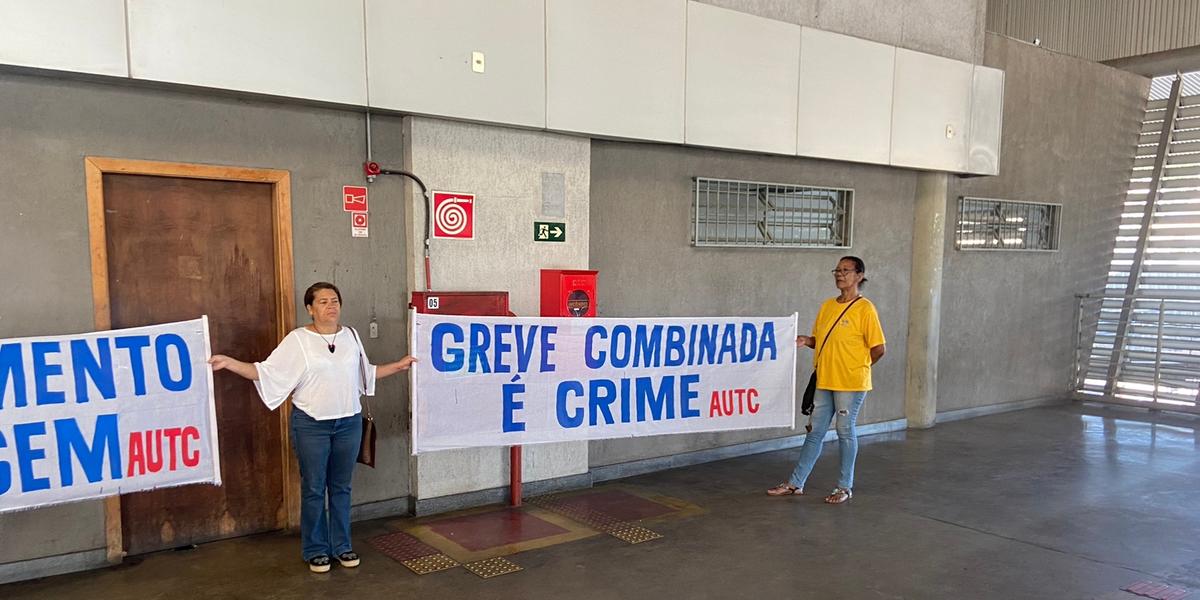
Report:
308,555,331,573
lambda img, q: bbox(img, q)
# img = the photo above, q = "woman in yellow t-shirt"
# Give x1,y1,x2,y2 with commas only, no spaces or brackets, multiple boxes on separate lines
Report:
766,256,886,504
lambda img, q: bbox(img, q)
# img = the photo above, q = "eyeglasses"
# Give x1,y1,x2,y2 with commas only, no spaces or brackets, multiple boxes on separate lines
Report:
831,269,859,275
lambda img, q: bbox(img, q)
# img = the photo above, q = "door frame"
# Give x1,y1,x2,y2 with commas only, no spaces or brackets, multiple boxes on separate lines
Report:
84,156,299,563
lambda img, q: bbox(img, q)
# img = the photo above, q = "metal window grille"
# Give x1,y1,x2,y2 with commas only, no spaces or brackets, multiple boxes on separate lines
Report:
691,177,852,248
955,197,1062,251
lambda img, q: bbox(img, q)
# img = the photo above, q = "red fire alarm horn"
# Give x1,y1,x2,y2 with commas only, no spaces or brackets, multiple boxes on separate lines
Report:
363,161,381,181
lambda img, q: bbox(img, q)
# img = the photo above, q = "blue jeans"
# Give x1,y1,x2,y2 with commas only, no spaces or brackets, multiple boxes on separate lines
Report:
787,389,867,491
290,407,361,561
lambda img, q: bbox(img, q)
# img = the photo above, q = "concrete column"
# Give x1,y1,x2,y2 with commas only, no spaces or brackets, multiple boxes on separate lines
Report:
905,172,948,429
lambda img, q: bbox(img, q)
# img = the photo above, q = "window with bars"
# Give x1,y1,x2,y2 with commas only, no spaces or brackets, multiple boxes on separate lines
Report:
691,177,853,248
956,197,1062,251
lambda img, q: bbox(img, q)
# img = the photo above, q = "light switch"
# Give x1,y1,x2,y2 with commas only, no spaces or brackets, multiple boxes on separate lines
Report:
369,319,379,339
945,124,956,139
471,51,485,73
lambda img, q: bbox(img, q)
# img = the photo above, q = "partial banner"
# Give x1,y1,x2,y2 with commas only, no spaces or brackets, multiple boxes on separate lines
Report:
411,313,797,453
0,317,219,514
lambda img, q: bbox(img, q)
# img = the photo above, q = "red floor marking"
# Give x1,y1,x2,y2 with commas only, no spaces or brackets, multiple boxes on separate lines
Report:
1123,580,1191,600
552,489,676,522
369,531,440,561
426,509,570,552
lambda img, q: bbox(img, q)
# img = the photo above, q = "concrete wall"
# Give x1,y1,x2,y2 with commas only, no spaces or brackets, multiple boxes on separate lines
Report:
586,32,1149,464
941,34,1149,413
587,143,915,466
0,72,411,566
696,0,987,63
402,117,591,499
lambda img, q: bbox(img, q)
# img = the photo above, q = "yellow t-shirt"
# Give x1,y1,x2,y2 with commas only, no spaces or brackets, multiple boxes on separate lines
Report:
811,296,886,391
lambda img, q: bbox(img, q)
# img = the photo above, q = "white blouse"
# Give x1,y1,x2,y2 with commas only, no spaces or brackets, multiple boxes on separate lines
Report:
254,327,378,420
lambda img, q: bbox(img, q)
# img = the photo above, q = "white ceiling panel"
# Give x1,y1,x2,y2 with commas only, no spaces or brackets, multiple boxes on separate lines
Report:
0,0,128,76
128,0,367,105
366,0,545,127
685,2,801,155
546,0,686,143
796,27,895,165
890,48,973,172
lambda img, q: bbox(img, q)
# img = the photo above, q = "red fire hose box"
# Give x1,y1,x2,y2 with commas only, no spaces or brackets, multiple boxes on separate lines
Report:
540,269,598,318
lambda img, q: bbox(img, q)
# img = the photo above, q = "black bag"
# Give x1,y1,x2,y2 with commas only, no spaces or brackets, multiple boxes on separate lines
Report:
802,297,861,416
348,327,376,468
358,408,376,468
801,372,818,416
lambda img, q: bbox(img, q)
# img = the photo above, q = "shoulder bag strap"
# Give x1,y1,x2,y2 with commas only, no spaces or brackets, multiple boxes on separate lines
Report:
815,297,861,360
347,326,370,418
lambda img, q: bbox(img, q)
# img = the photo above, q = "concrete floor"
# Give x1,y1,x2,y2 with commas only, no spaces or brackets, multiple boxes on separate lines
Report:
4,404,1198,600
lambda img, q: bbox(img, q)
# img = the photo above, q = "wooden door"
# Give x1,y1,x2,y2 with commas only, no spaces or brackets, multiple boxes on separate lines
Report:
103,173,285,555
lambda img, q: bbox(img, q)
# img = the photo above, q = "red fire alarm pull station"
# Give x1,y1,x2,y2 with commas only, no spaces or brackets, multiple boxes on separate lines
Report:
541,269,598,317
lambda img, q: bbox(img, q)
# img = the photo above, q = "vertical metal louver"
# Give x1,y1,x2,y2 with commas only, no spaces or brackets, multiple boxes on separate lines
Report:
1076,71,1200,414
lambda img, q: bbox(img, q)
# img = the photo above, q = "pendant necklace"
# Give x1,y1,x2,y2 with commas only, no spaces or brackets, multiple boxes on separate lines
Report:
317,327,338,353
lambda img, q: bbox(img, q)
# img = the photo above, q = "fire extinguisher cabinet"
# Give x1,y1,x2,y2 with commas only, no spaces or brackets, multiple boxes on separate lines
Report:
540,269,598,317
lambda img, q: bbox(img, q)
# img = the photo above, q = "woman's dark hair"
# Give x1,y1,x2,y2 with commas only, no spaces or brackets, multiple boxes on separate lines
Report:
304,282,342,307
840,256,868,286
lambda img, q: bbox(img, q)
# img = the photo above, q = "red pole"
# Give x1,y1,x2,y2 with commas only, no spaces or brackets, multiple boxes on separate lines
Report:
509,445,522,506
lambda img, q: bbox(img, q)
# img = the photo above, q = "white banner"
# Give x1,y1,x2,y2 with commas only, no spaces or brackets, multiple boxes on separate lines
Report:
0,318,219,513
411,313,797,453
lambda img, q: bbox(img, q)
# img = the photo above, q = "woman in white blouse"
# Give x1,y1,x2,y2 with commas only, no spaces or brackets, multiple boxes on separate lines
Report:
209,282,415,573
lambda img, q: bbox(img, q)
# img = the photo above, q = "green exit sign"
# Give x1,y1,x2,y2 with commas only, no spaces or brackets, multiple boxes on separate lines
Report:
534,221,566,242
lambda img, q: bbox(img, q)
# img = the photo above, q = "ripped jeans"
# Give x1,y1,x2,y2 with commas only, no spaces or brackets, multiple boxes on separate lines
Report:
787,389,868,491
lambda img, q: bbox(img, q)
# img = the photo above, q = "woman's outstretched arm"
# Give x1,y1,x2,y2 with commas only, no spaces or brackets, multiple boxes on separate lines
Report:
209,355,260,381
375,355,417,380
